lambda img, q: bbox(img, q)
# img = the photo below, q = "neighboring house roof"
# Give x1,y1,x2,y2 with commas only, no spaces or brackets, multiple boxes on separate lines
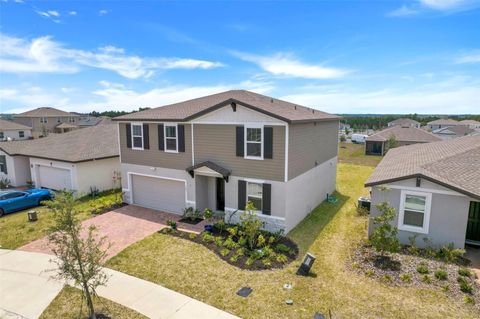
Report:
427,118,459,126
113,90,340,123
78,116,112,126
388,118,420,126
365,136,480,199
0,124,118,162
433,125,474,137
56,123,79,129
366,126,442,143
460,119,480,125
15,107,79,118
0,118,31,130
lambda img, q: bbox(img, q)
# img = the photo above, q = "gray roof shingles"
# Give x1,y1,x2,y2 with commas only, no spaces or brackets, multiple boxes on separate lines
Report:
15,107,79,118
0,124,118,162
366,126,442,143
365,136,480,199
113,90,340,123
0,118,31,130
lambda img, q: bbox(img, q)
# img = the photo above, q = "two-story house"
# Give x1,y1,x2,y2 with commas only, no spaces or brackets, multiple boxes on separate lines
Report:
13,107,80,137
113,90,340,232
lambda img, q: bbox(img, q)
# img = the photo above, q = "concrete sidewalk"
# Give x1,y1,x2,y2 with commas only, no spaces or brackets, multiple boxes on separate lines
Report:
0,249,239,319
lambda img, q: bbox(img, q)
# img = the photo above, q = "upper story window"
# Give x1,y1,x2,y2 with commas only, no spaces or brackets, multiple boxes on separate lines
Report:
164,124,178,152
0,155,7,174
69,117,76,123
40,117,48,124
131,123,144,150
398,190,432,234
247,182,263,211
245,126,263,159
0,132,4,139
57,117,61,123
19,131,24,138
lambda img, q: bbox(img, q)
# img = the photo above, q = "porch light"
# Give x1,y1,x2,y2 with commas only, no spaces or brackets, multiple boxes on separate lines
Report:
296,252,316,276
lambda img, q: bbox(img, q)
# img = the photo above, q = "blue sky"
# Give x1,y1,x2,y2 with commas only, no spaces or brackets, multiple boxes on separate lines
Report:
0,0,479,114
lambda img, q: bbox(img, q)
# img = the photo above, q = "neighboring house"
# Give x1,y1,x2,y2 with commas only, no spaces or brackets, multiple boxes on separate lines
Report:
365,136,480,248
113,90,340,232
0,118,32,141
365,126,441,156
0,125,120,194
13,107,80,137
426,118,459,131
77,116,112,127
460,119,480,130
432,125,474,140
388,118,421,128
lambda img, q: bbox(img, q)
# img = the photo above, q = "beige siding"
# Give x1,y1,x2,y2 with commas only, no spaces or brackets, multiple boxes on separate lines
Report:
194,124,285,181
119,123,192,170
14,117,77,134
288,120,339,180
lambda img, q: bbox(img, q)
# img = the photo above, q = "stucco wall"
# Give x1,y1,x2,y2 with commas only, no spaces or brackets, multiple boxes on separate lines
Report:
285,156,337,232
0,152,31,186
368,179,472,248
76,157,121,195
0,129,32,140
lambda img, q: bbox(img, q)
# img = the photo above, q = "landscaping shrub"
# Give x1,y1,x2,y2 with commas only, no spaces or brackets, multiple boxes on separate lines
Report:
465,296,475,305
276,254,288,264
434,269,448,280
262,258,272,267
214,236,223,247
227,226,238,237
166,220,177,230
188,233,197,240
436,243,465,263
239,201,264,250
369,201,400,256
223,237,239,250
220,248,230,257
400,273,412,283
365,269,374,277
458,268,472,277
421,275,432,284
202,232,214,243
182,207,202,221
407,235,420,256
457,277,473,294
257,234,266,248
416,263,429,274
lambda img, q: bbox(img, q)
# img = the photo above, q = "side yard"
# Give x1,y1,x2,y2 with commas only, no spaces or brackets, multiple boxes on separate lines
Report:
107,163,480,318
338,142,382,167
0,189,121,249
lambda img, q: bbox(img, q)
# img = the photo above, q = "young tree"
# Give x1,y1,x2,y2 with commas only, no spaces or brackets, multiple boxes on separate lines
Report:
47,192,109,319
239,201,264,250
370,201,400,257
387,134,398,149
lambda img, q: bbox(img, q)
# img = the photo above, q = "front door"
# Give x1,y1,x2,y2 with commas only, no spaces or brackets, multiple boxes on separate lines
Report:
216,178,225,211
466,201,480,244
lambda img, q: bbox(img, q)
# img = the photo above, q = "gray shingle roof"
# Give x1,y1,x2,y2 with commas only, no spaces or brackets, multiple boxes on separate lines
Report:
0,118,31,130
365,136,480,199
0,124,119,162
15,107,79,118
433,125,474,136
388,118,420,126
366,126,442,143
460,119,480,125
113,90,340,123
427,118,459,126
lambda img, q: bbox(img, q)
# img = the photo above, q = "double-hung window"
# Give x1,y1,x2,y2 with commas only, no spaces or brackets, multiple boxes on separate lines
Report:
245,126,263,159
0,155,7,174
247,182,263,212
398,190,431,234
0,132,4,139
131,123,144,150
40,117,48,124
69,117,76,123
19,131,24,138
164,124,178,152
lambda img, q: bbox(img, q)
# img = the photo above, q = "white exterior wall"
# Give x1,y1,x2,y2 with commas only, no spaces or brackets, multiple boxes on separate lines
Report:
285,156,337,232
30,158,78,191
0,129,32,141
0,151,31,186
75,157,121,195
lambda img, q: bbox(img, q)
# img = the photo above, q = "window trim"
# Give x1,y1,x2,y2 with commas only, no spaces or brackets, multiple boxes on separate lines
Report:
398,190,432,234
40,117,48,124
164,123,179,153
19,131,25,138
244,125,264,160
246,181,263,213
0,132,4,139
0,155,7,174
131,122,144,150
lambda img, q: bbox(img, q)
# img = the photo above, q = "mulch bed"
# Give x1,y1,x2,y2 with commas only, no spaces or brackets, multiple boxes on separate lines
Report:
349,245,480,310
178,217,204,225
159,227,299,271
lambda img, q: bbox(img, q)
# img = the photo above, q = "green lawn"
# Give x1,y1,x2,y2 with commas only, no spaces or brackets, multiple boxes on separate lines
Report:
338,142,382,167
107,164,479,318
40,286,147,319
0,189,121,249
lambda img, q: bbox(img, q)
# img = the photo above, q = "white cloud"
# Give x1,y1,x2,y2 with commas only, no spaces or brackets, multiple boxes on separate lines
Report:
0,33,224,78
14,0,24,3
455,51,480,63
387,5,419,16
281,85,480,114
419,0,476,10
234,51,349,79
0,87,70,113
99,9,109,16
47,10,59,17
69,11,77,16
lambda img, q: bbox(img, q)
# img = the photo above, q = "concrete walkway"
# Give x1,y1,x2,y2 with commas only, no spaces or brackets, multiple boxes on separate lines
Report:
0,249,239,319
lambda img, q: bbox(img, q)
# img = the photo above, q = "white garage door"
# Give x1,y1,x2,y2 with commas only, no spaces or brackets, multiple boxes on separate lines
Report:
37,165,72,191
131,175,185,214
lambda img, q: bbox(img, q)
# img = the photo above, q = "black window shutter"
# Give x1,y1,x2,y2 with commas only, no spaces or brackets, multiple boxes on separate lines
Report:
158,124,164,150
178,125,185,152
264,127,273,159
0,156,7,174
143,124,149,149
236,126,244,157
238,180,246,210
262,183,271,215
126,123,132,148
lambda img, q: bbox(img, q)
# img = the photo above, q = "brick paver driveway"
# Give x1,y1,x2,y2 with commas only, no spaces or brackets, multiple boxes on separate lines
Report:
19,205,207,260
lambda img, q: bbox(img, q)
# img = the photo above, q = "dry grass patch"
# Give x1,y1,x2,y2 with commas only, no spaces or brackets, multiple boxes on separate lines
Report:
40,286,147,319
338,142,382,167
107,164,480,318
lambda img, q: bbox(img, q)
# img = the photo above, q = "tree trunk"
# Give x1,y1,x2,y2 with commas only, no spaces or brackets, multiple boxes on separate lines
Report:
83,282,96,319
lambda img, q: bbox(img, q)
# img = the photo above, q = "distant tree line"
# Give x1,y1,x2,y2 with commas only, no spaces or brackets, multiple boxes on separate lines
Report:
341,114,480,131
88,107,151,118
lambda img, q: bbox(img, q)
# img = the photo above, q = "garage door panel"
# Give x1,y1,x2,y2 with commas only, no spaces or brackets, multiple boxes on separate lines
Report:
132,175,185,214
38,166,72,191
